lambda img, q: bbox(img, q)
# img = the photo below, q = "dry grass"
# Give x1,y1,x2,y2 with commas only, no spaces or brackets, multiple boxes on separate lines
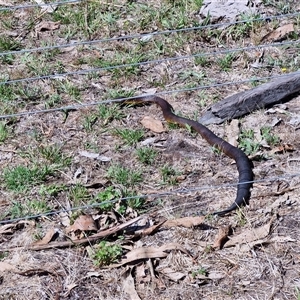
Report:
0,1,300,299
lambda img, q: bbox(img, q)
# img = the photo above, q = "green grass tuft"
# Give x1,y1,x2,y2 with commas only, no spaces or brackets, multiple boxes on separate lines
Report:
136,147,158,165
92,241,122,267
3,165,53,192
114,128,145,146
107,164,142,187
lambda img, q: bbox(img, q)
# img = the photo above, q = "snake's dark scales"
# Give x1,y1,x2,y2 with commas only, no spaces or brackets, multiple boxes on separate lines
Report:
128,95,253,216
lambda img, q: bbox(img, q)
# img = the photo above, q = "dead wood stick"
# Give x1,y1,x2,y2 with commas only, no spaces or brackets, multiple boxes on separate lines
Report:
1,216,143,251
199,72,300,125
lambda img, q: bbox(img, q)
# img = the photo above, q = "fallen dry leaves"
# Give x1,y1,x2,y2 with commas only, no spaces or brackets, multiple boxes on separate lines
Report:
135,262,152,284
213,225,231,249
110,242,190,268
0,216,143,251
140,116,166,133
163,216,205,228
135,219,166,237
270,143,294,155
261,23,294,42
226,119,240,147
35,20,60,32
158,267,186,282
0,220,34,234
224,216,275,249
32,227,58,246
122,268,142,300
65,214,98,234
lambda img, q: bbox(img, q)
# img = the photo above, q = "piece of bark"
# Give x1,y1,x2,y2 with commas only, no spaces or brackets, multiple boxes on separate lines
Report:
199,72,300,125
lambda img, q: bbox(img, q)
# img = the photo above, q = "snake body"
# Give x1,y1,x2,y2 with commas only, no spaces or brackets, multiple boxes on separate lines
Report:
129,95,253,216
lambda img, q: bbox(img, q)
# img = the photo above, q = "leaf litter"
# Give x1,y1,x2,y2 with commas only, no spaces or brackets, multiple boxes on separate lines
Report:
1,1,300,299
140,116,166,133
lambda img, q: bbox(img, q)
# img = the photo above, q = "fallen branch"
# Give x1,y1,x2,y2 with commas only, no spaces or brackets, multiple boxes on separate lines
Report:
1,216,143,251
199,72,300,125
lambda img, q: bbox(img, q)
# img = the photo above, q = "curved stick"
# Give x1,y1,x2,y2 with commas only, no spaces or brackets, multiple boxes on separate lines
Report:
129,95,253,216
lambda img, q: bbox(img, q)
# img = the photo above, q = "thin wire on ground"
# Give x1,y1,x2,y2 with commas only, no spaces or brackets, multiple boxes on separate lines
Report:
1,4,299,226
1,11,299,57
0,172,299,225
1,39,299,86
1,71,299,120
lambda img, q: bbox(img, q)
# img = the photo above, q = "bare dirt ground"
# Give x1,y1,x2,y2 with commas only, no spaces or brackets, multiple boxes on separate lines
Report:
0,1,300,299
